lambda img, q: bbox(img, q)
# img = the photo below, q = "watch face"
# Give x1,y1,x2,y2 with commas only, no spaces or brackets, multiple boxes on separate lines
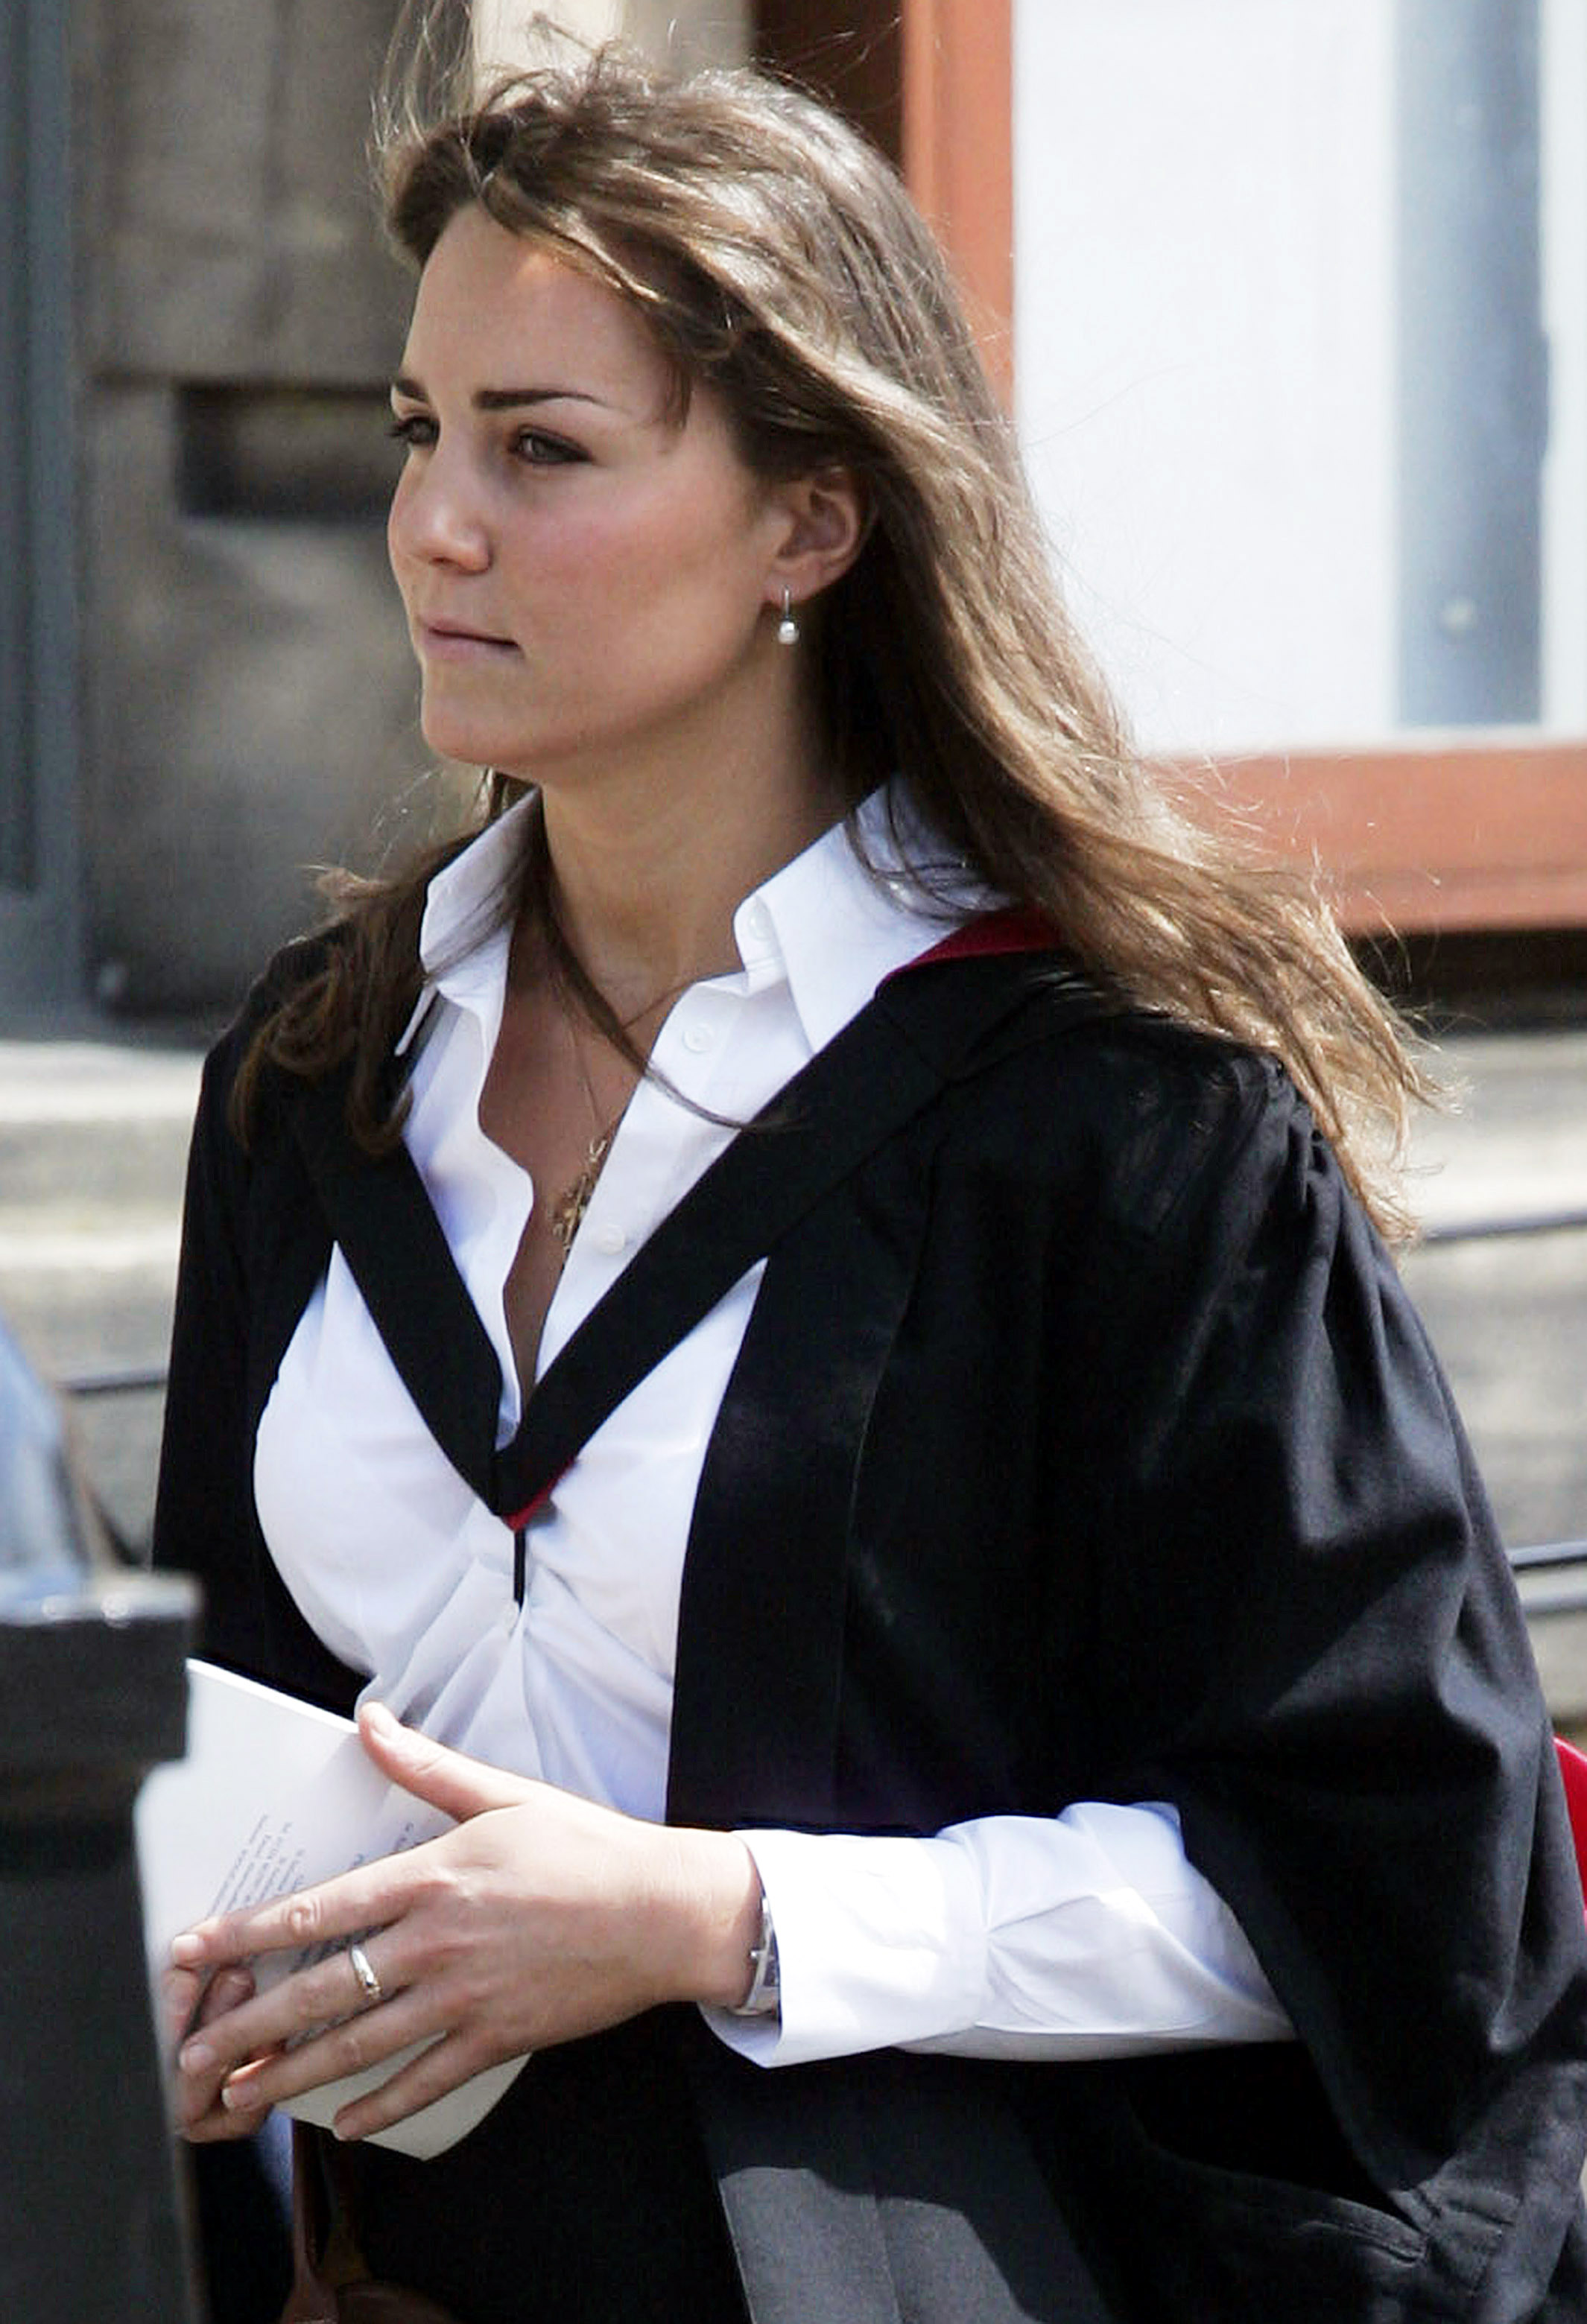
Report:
734,1899,780,2014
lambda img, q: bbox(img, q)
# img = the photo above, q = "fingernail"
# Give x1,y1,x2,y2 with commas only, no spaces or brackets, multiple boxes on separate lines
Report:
221,2077,262,2113
362,1701,396,1735
171,1933,204,1966
180,2039,212,2074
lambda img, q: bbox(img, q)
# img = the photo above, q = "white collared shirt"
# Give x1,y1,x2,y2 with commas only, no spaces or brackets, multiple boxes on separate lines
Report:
254,791,1289,2066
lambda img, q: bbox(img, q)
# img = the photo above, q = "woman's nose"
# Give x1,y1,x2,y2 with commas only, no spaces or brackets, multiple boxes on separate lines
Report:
390,454,491,572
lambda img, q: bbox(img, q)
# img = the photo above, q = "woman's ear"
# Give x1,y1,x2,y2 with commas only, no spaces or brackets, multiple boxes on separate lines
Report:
764,466,871,617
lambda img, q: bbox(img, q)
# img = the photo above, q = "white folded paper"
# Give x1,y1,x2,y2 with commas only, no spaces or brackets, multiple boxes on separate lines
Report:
135,1659,530,2157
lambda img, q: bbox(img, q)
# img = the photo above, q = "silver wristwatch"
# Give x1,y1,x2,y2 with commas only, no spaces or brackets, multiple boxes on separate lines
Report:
732,1889,781,2016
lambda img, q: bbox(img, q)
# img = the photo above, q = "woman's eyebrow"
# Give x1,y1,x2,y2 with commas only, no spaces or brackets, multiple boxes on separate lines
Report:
475,385,612,411
389,372,612,411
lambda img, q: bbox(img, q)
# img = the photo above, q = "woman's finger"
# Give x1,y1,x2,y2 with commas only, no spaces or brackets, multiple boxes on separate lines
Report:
180,2044,286,2144
176,2023,287,2142
165,1963,262,2133
168,1709,537,1978
171,1844,423,1977
328,2024,502,2145
164,1962,250,2039
176,1931,416,2135
215,1981,443,2124
356,1700,538,1820
197,1966,256,2023
172,1881,376,1975
177,1928,406,2089
162,1963,206,2045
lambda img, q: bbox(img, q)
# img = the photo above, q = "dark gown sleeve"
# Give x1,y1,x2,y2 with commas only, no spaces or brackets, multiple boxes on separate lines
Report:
148,1021,302,2324
151,1024,258,1659
151,997,360,1710
1059,1038,1587,2269
667,1010,1587,2320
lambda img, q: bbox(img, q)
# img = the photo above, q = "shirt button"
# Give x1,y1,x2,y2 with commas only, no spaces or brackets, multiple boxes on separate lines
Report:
742,900,772,944
592,1221,627,1254
682,1022,715,1053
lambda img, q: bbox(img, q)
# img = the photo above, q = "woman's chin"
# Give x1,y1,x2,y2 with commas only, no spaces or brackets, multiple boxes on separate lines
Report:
419,709,533,772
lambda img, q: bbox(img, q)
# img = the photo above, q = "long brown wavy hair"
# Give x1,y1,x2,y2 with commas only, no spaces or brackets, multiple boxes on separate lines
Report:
238,25,1431,1239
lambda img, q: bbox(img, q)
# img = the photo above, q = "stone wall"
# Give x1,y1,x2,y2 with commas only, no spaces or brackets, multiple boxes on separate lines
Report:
76,0,415,1014
74,0,747,1019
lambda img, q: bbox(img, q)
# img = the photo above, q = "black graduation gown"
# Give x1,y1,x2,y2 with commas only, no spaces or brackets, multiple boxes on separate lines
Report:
153,940,1587,2323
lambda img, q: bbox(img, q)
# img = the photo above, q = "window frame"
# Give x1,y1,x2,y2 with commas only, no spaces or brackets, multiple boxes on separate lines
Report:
753,0,1586,941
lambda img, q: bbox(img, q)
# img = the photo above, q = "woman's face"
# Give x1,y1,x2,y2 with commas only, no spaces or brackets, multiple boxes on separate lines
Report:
387,206,794,787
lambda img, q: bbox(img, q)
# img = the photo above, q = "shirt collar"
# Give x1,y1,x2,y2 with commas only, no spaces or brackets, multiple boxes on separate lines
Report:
399,782,990,1060
393,795,538,1055
731,787,990,1055
419,792,538,981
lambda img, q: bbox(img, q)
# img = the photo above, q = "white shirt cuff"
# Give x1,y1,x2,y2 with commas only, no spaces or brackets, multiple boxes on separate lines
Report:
700,1803,1292,2070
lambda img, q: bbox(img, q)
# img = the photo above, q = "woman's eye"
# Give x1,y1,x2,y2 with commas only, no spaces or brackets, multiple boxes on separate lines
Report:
384,414,583,466
513,430,584,468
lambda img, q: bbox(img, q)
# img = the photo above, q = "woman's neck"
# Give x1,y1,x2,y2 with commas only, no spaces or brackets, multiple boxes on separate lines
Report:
531,732,847,1020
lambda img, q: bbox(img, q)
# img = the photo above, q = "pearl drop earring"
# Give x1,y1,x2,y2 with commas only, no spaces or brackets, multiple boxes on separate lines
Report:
776,587,799,646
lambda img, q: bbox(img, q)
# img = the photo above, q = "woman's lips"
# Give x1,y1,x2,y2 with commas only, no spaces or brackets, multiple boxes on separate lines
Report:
416,618,519,661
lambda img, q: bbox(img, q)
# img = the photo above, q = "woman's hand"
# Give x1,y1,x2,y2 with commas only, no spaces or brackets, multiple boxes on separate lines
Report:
169,1701,762,2144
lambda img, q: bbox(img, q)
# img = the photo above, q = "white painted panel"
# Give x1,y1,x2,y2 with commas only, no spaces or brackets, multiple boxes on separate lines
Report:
1542,0,1587,728
1013,0,1397,754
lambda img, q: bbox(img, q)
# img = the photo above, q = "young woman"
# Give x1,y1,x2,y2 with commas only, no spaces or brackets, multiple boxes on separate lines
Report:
154,39,1587,2324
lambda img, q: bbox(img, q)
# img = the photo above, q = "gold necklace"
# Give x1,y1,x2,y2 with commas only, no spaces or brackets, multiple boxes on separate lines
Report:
541,921,720,1263
548,1010,622,1263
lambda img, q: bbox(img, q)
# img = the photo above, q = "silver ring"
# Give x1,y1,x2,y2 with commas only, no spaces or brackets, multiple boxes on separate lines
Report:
346,1938,383,2007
